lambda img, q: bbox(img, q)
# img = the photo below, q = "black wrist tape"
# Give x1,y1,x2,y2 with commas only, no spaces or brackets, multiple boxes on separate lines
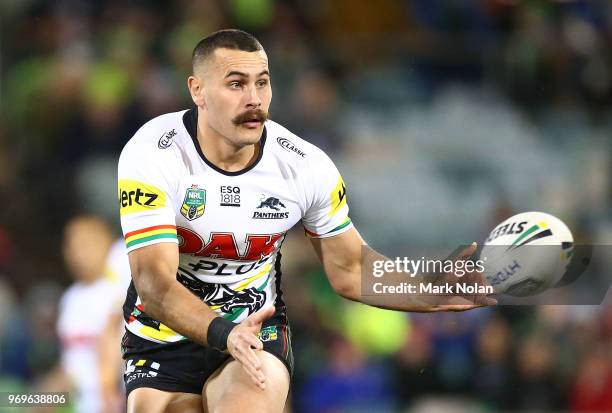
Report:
207,317,235,351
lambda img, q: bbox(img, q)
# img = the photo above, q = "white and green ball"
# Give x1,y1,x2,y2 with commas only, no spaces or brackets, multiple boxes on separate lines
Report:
480,211,573,296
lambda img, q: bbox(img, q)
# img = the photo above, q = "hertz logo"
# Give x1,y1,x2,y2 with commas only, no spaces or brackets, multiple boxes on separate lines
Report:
120,188,158,207
118,179,166,215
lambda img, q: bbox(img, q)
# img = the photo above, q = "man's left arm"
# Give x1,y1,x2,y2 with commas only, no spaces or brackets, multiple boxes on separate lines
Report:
309,227,495,312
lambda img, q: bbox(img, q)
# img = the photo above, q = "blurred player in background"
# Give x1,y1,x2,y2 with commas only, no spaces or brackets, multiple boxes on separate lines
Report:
99,239,133,413
118,29,494,413
40,216,122,413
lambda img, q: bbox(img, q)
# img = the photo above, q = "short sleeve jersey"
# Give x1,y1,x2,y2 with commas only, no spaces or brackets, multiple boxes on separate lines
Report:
103,239,133,308
118,108,352,343
57,278,122,411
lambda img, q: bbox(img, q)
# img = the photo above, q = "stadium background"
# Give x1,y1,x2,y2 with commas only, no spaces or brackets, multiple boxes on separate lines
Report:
1,0,612,412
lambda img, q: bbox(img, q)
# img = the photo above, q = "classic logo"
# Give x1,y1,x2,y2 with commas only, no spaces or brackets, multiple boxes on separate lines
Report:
253,196,289,219
118,179,166,216
277,137,306,157
158,129,177,149
328,176,347,217
180,185,206,221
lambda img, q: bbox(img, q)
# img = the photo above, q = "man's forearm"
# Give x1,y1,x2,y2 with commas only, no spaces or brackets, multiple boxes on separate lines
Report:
329,257,445,312
335,271,447,312
136,272,219,346
331,245,453,312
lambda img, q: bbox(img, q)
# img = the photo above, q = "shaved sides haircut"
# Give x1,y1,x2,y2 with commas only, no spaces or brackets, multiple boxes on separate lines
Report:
192,29,263,73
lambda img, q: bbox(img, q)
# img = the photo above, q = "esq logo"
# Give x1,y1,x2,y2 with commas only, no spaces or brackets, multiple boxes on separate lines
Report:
118,179,166,215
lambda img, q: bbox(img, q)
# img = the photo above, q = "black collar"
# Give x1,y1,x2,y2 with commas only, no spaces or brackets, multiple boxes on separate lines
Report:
182,107,267,176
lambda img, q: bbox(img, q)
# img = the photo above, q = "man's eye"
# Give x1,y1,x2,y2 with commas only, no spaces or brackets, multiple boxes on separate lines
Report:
229,81,242,89
256,79,268,87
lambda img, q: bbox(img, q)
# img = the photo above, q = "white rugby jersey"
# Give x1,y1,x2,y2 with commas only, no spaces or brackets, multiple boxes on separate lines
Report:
118,108,351,343
104,239,132,296
58,278,122,413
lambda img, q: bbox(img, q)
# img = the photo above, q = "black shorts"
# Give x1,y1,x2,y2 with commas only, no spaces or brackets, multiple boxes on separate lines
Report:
121,311,293,396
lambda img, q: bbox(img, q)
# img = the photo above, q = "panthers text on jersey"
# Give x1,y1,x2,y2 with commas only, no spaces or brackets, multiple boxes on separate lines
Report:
118,107,352,343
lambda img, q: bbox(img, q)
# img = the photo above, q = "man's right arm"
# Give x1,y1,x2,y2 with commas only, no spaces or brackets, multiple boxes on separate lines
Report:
128,242,271,389
128,242,217,345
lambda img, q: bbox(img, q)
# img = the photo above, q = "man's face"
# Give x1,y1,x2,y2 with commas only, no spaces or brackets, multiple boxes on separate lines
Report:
62,219,111,283
194,48,271,146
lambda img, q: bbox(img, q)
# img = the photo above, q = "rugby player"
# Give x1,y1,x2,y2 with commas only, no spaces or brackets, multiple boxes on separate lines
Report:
118,29,495,413
99,239,133,412
54,216,120,413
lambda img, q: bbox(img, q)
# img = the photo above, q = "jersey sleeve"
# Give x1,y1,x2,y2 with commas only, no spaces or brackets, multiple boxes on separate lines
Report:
118,141,179,253
302,150,353,238
103,239,133,310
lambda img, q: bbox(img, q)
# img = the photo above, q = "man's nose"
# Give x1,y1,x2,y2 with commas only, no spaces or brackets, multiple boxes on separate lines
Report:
245,84,261,108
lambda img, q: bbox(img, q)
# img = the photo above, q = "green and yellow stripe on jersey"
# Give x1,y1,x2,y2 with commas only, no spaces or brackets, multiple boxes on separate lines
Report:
124,225,177,249
304,217,352,237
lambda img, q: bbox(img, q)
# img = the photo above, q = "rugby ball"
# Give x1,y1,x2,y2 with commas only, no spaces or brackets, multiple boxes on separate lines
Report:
479,212,573,296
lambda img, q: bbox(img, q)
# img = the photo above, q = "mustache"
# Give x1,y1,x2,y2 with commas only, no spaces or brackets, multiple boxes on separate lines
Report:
232,109,268,125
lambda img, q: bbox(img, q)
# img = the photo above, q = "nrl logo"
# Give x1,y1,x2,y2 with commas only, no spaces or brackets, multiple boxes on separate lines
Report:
180,185,206,221
258,326,278,342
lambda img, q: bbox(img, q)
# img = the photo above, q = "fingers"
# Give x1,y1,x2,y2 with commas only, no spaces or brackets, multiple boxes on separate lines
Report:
444,304,483,311
245,306,275,327
443,290,497,309
472,294,498,306
228,333,266,389
235,347,266,390
445,296,496,310
227,322,269,389
456,242,477,261
244,331,264,350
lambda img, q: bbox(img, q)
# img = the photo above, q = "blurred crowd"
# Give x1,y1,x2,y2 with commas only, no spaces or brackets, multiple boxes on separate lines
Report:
1,0,611,412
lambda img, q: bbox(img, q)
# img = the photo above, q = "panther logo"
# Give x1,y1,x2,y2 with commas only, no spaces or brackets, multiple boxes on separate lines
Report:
209,288,266,314
176,273,266,316
258,197,286,211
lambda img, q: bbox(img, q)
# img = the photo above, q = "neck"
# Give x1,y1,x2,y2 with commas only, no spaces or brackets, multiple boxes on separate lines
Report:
197,110,260,173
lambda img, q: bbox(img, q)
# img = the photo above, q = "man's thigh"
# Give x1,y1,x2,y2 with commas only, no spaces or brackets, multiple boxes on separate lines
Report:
203,351,290,413
127,387,203,413
122,329,227,413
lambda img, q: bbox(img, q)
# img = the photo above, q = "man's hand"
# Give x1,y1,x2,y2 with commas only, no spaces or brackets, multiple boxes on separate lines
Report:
226,306,275,390
427,242,497,311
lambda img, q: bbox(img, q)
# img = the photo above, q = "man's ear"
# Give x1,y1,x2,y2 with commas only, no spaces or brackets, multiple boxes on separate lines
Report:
187,75,206,107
